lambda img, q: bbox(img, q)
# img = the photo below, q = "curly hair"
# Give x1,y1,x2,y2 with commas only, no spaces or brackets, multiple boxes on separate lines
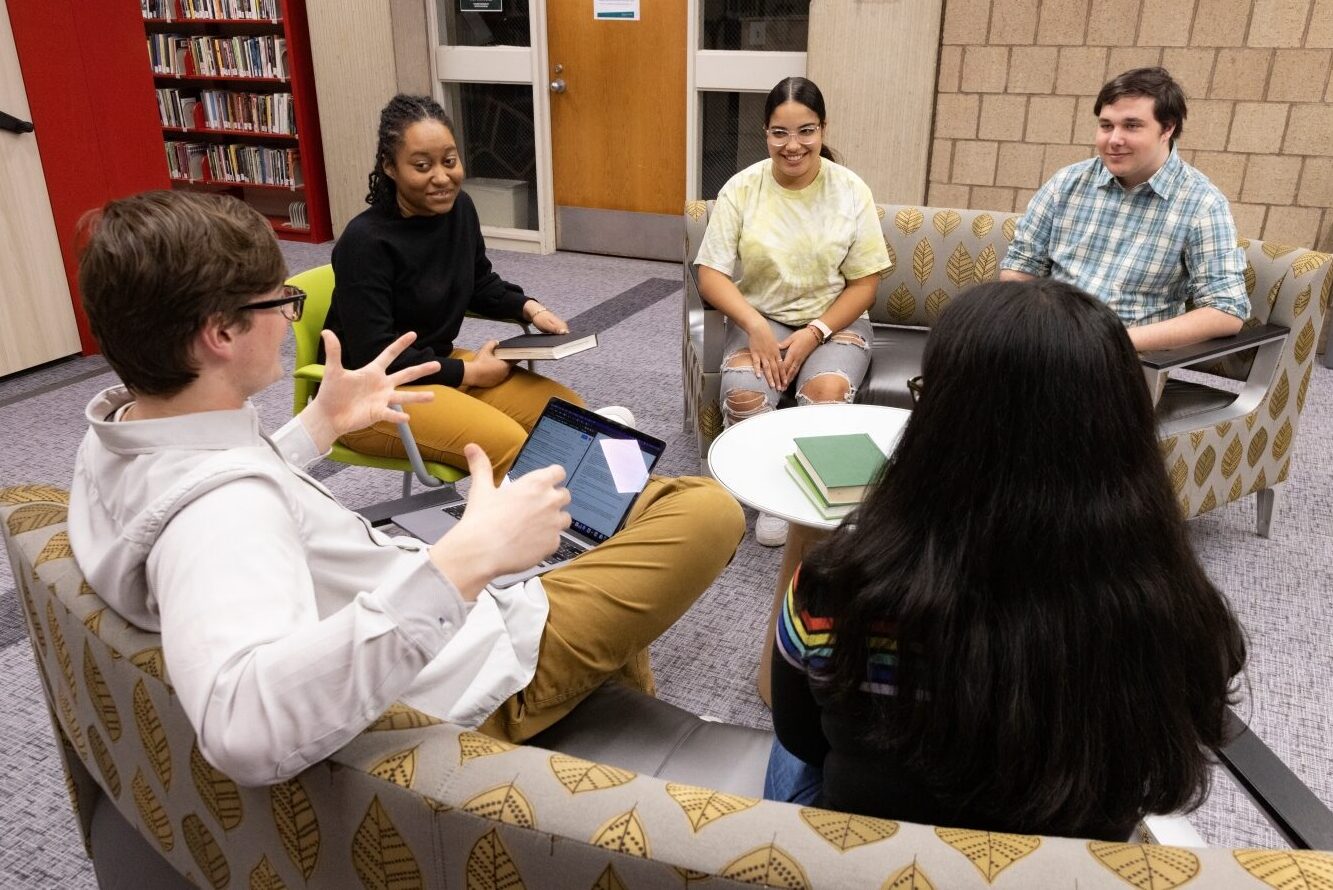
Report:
365,94,457,207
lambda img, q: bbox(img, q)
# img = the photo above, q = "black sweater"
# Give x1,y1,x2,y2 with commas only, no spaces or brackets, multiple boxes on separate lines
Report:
325,193,530,387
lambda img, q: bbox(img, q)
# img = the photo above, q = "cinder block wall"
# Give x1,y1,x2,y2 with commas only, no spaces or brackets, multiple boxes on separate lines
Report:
928,0,1332,250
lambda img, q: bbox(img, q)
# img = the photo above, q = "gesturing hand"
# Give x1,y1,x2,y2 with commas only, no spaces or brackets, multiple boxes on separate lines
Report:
300,331,441,453
430,445,572,600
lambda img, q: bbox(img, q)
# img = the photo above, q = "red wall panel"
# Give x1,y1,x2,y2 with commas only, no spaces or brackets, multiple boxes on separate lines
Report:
8,2,169,354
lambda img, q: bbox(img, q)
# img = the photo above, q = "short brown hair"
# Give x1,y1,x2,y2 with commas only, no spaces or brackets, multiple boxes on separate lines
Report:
77,191,286,396
1094,66,1187,145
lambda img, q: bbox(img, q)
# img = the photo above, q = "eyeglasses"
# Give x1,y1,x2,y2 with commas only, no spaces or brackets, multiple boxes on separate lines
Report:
907,375,924,405
764,124,822,147
239,285,306,322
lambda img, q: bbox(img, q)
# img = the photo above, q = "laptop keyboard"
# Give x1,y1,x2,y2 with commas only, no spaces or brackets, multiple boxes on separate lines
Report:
545,537,586,566
440,502,584,567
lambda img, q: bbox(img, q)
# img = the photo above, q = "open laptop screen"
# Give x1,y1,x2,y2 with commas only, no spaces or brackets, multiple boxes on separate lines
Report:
507,398,665,543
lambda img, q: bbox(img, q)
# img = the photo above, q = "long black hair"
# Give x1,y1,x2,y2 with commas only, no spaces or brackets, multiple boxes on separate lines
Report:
365,94,456,207
764,76,836,163
799,279,1246,835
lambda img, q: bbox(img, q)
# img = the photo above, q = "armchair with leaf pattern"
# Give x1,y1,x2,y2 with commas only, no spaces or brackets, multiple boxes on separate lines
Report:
6,486,1333,888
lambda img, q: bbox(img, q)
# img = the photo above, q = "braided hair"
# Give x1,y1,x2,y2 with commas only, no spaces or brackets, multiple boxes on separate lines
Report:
365,94,457,207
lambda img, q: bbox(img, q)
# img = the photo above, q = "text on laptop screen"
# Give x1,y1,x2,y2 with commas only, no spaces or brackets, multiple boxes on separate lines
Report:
507,400,664,543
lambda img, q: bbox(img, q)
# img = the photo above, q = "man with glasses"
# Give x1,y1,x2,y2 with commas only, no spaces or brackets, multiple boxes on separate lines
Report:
1000,67,1249,351
68,190,744,785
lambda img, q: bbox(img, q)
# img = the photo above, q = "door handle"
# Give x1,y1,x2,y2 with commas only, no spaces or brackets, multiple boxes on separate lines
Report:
0,110,34,134
549,79,566,94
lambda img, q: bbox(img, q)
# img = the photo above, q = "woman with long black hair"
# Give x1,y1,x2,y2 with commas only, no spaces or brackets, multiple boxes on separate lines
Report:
768,278,1247,840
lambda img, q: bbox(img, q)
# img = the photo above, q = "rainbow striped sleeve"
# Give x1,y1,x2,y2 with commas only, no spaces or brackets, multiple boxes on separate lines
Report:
774,568,899,695
775,569,834,675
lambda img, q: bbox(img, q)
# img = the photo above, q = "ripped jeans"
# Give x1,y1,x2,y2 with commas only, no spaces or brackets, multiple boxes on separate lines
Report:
720,316,874,426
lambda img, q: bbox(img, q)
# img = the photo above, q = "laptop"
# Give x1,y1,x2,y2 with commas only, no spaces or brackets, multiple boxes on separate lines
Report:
391,398,666,588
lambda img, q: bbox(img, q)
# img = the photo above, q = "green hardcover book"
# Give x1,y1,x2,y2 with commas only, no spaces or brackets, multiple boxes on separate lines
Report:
784,454,856,520
791,433,886,505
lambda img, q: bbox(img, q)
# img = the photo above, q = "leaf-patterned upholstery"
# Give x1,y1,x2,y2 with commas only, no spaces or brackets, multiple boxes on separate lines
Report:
6,486,1333,888
683,202,1333,533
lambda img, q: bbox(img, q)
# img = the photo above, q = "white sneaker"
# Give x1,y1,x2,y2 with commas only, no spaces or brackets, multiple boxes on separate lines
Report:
594,405,636,427
755,512,788,547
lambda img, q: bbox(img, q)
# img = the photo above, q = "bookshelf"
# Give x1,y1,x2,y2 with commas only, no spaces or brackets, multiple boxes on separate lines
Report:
141,0,332,241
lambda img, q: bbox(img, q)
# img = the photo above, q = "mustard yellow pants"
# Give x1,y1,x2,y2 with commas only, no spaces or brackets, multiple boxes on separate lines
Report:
477,474,745,743
337,348,583,484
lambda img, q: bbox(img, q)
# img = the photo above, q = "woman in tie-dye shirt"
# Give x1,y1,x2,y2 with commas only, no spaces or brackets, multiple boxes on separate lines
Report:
694,77,891,547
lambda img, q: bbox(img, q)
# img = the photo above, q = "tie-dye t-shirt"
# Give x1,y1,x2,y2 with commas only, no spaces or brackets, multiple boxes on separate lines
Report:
694,158,891,326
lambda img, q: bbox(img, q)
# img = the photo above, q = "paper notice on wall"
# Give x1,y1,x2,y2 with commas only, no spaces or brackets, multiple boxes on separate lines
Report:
599,438,649,493
593,0,639,20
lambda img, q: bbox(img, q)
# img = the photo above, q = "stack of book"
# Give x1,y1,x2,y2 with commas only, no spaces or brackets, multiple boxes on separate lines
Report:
784,433,886,520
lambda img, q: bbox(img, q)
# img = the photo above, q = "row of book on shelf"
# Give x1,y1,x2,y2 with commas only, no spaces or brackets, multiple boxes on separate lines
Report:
784,433,886,521
148,33,288,79
165,140,303,188
142,0,282,21
157,88,296,135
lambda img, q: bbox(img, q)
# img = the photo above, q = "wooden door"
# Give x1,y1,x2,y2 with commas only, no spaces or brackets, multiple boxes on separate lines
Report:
546,2,686,258
0,0,80,377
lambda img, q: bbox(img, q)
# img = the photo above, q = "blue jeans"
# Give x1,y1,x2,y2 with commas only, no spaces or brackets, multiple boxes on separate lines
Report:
763,737,823,805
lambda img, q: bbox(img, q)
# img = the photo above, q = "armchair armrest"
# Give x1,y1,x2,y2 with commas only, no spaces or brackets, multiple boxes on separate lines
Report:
1140,323,1289,408
1139,323,1289,373
685,262,726,370
1218,707,1333,850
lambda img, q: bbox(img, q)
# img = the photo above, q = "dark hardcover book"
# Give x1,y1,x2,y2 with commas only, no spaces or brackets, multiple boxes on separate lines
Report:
493,331,597,361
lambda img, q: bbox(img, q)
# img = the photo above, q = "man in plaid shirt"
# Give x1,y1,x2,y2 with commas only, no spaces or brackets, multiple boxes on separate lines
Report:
1000,68,1249,351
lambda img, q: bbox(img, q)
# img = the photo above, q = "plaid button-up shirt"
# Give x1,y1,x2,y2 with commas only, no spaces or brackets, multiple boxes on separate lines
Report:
1001,150,1250,326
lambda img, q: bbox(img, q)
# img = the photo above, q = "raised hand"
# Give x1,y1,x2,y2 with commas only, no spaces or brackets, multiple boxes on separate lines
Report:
300,331,440,452
430,444,571,600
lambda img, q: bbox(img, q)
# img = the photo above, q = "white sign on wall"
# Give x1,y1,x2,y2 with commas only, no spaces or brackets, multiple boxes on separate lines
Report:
593,0,639,21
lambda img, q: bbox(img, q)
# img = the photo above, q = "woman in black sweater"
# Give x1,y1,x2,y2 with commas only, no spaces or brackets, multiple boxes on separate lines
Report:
325,95,584,480
768,279,1247,840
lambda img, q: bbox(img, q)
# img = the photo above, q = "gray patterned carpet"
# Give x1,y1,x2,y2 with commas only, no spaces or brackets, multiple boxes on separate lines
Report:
1,242,1330,886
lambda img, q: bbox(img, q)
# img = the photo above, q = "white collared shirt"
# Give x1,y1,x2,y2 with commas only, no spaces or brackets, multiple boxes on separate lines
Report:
68,386,547,785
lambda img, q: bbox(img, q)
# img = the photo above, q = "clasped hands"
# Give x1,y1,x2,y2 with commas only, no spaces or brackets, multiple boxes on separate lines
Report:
744,322,821,391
